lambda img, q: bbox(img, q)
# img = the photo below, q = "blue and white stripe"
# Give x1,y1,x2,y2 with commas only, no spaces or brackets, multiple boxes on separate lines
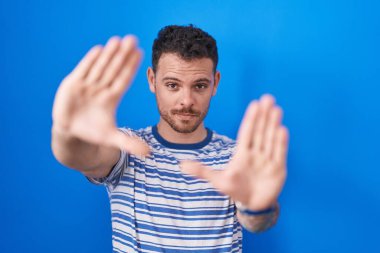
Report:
90,126,242,252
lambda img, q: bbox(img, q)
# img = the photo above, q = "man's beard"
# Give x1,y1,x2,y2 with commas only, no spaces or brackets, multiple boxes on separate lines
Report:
158,104,209,134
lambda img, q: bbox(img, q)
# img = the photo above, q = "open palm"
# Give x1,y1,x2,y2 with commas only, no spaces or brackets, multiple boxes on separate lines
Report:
181,94,289,211
52,36,149,155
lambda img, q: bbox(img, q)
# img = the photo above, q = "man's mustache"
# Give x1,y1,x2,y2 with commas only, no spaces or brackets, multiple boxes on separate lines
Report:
171,108,200,116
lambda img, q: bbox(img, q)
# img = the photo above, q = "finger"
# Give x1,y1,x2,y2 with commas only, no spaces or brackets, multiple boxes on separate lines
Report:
100,35,138,87
180,160,212,179
86,36,121,84
272,126,289,165
109,48,142,98
180,160,220,182
180,161,228,190
105,130,150,156
236,100,259,150
70,45,103,79
253,94,275,153
263,106,283,158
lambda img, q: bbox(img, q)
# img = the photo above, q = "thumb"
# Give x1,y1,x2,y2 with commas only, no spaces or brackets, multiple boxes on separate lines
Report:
106,130,150,156
180,160,219,182
180,161,231,197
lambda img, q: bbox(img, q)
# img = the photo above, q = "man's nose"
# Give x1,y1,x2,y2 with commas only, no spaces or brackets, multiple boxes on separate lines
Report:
180,89,195,107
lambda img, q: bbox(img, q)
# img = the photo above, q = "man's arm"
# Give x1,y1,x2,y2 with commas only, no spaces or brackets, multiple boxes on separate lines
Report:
51,125,120,178
236,202,280,233
51,36,149,177
180,95,289,232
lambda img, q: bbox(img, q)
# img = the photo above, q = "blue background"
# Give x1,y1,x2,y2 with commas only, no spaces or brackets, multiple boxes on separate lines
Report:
1,0,379,252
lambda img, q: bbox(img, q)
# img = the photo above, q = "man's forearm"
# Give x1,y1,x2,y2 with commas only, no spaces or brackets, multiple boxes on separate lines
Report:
51,125,119,177
236,202,280,233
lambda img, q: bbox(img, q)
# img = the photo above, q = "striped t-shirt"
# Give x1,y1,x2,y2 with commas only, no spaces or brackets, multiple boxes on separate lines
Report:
90,126,242,253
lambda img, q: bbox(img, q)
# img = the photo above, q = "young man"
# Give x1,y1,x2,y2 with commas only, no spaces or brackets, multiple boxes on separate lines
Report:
52,25,289,252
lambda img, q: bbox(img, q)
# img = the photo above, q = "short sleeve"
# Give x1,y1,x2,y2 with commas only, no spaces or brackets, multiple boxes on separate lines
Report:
86,128,132,191
87,149,127,191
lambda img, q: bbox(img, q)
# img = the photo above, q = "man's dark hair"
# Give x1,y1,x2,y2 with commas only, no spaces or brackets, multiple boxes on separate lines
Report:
152,24,218,73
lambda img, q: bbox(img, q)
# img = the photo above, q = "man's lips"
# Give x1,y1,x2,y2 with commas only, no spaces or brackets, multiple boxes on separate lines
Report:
174,112,198,120
176,113,197,116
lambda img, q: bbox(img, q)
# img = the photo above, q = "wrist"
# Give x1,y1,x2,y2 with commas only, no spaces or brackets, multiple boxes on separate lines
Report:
235,201,278,216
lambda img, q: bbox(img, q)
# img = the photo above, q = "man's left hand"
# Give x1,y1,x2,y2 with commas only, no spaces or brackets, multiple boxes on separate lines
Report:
180,94,289,211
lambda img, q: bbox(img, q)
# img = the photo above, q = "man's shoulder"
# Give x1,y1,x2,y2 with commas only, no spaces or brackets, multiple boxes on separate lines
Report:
118,126,154,143
209,129,236,150
119,126,151,135
211,131,235,143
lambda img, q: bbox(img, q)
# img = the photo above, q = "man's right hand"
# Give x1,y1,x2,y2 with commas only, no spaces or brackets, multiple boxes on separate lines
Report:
52,35,150,156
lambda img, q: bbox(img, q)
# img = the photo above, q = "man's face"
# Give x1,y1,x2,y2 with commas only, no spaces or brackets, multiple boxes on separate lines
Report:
147,53,220,134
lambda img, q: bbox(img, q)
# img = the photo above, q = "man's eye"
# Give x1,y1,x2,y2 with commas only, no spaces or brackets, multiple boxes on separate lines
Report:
195,84,208,90
166,83,178,90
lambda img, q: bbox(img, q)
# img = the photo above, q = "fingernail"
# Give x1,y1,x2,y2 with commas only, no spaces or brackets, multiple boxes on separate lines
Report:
123,35,138,44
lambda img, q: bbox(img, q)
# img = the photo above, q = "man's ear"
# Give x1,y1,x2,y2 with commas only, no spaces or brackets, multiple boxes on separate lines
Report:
212,70,221,96
147,67,156,93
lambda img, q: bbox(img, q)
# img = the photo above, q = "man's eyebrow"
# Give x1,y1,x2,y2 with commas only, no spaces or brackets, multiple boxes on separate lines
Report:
194,78,211,84
161,77,211,83
162,77,182,82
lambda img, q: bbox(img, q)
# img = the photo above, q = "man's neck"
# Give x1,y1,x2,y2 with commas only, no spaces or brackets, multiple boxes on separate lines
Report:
156,120,207,144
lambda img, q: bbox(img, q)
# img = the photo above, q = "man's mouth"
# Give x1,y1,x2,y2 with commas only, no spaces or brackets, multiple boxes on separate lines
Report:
176,113,196,116
174,112,198,120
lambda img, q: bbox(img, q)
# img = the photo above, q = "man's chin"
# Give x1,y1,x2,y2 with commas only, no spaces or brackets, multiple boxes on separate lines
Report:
159,111,204,134
170,120,200,134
